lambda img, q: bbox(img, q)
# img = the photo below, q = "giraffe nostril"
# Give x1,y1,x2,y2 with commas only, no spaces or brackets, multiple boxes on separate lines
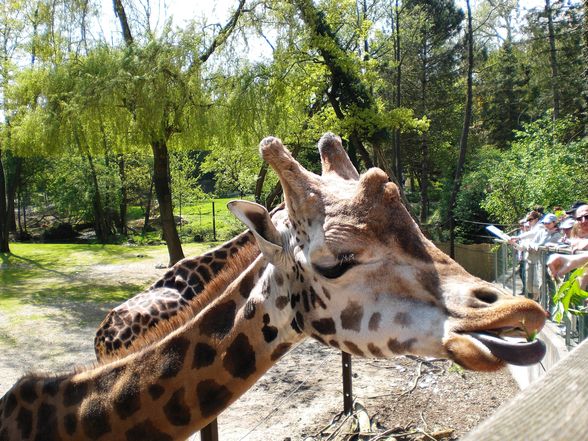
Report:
472,288,499,305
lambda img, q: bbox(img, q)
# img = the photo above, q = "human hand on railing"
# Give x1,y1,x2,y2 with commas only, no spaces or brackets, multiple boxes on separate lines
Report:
547,253,588,282
547,254,569,282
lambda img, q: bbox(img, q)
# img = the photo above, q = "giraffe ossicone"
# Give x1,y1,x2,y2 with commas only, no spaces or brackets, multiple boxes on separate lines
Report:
0,132,546,440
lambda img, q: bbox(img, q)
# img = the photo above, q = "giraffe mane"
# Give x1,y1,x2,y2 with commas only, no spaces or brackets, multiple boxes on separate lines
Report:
98,240,261,363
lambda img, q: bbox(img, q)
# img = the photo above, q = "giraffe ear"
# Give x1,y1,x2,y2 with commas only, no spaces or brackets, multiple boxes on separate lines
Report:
227,201,283,259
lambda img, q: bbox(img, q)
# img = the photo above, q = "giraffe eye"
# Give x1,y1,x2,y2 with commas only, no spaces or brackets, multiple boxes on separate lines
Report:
313,254,356,279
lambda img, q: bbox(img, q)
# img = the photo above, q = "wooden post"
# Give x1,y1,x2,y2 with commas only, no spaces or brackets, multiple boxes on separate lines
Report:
342,352,353,414
200,419,219,441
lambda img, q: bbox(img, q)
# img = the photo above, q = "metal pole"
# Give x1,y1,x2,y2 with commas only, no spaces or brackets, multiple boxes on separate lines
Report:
201,419,219,441
342,352,353,415
511,244,517,296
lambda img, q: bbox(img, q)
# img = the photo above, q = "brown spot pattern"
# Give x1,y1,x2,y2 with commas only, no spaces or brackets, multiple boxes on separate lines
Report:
367,343,384,357
270,343,292,361
196,380,233,418
192,342,217,369
114,372,141,420
340,300,364,332
199,300,236,339
311,318,336,335
368,312,381,331
163,387,191,426
239,271,255,299
223,333,256,380
126,420,173,441
275,296,289,310
159,336,190,379
387,337,417,354
394,312,412,326
81,398,111,440
344,341,365,356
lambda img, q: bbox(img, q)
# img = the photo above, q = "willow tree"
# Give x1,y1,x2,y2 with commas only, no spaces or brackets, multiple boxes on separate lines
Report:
111,0,248,266
9,47,135,242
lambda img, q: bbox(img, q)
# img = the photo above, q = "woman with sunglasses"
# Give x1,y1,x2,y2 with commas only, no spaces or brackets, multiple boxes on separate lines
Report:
570,204,588,251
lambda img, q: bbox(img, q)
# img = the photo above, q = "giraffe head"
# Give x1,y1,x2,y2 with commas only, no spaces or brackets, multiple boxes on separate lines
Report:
229,133,546,372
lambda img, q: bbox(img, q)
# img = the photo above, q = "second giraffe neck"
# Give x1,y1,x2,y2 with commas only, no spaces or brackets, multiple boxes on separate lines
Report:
6,255,302,440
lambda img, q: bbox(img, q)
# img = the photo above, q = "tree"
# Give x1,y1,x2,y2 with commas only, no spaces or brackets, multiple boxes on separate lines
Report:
582,0,588,132
481,114,588,223
399,0,464,222
111,0,249,266
545,0,561,119
0,0,26,252
448,0,474,258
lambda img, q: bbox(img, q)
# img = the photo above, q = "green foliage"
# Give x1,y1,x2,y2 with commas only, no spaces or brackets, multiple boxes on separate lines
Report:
481,114,588,224
170,150,206,210
552,267,588,324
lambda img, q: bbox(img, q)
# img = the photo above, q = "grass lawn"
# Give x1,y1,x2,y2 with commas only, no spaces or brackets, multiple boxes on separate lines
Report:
0,242,219,311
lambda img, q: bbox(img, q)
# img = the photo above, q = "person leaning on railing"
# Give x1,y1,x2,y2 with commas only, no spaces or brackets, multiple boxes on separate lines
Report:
570,204,588,251
510,212,562,301
509,211,543,298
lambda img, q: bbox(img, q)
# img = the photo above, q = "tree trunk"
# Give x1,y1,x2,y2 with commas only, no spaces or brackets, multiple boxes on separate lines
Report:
5,152,20,233
255,163,269,204
419,35,429,224
118,153,128,235
265,182,283,210
143,176,154,235
448,0,474,259
112,0,133,46
0,148,9,253
152,139,184,266
85,152,110,244
394,0,402,185
582,0,588,133
545,0,561,120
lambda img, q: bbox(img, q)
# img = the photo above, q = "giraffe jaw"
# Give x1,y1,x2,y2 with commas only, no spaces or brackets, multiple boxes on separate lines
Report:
444,298,547,371
444,331,546,371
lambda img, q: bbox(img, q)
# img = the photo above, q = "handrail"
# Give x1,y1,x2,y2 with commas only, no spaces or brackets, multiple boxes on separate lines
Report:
492,240,587,347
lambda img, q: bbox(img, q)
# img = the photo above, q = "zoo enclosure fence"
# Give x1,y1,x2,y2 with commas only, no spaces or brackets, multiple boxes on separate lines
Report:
493,241,588,347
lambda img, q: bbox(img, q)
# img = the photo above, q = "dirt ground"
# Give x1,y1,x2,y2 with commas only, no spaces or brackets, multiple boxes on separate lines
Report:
0,258,520,441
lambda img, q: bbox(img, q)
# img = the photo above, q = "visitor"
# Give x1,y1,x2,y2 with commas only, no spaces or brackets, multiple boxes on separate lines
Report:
523,213,562,301
553,205,566,220
565,200,587,217
558,217,575,246
509,210,543,299
570,204,588,251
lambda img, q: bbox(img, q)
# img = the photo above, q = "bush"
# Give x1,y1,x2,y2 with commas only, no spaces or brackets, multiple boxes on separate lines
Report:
42,223,78,242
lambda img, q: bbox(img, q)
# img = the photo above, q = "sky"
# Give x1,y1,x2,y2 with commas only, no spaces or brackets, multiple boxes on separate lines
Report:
98,0,270,59
97,0,549,61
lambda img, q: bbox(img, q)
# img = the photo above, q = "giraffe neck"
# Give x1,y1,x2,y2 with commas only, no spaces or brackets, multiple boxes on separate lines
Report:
99,234,261,362
0,255,302,440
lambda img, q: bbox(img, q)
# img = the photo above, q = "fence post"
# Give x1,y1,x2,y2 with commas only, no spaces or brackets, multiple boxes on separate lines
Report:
212,200,217,241
511,245,517,296
201,419,219,441
342,352,353,414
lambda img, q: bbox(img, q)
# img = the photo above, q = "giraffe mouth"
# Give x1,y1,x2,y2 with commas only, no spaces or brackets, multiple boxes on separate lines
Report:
465,330,546,366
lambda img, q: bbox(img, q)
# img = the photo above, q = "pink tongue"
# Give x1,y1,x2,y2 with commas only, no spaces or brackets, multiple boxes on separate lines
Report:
470,332,546,366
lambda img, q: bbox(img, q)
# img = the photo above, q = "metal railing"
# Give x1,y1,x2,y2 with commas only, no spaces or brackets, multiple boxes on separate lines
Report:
493,241,588,347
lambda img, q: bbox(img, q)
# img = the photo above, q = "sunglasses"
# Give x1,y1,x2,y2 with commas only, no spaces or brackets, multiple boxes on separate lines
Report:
577,215,588,222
